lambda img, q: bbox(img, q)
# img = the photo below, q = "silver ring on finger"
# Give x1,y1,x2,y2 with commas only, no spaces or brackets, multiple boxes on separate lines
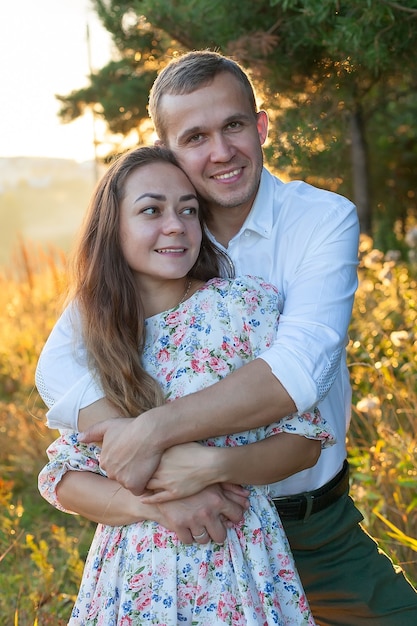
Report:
192,529,208,540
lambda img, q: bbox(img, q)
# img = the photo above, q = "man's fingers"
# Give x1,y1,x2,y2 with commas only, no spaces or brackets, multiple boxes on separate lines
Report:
77,419,111,444
140,489,174,504
221,482,250,496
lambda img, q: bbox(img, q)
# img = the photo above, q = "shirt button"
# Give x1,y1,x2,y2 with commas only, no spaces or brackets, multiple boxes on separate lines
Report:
244,230,250,237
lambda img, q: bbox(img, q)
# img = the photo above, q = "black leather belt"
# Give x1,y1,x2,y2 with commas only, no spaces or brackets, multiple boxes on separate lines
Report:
272,460,349,521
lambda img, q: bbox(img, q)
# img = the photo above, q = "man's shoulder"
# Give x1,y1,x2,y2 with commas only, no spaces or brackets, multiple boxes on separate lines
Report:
263,170,356,220
266,168,355,212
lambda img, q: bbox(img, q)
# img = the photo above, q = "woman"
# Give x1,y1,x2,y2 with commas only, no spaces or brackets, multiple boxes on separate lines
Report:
38,145,334,625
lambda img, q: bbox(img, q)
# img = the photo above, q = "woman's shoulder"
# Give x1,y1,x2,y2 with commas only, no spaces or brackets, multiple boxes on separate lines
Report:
193,276,282,318
203,276,281,300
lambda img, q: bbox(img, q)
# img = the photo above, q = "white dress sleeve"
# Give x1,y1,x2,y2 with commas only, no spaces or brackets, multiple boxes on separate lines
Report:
38,431,104,514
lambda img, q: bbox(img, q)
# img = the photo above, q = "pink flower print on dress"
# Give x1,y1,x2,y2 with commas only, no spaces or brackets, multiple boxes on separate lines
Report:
196,590,210,607
172,327,187,346
213,550,224,568
190,347,211,372
165,311,182,326
157,347,170,363
153,529,169,548
129,570,148,591
242,289,261,313
135,534,151,553
207,356,229,374
134,587,152,612
251,527,263,545
221,340,236,358
198,560,209,578
191,358,206,373
217,592,245,624
278,567,296,582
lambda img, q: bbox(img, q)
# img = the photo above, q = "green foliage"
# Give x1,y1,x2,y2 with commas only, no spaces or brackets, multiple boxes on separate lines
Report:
54,0,417,237
347,235,417,573
0,238,416,623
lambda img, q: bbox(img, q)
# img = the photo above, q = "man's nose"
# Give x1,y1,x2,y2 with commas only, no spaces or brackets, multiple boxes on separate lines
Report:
209,134,235,162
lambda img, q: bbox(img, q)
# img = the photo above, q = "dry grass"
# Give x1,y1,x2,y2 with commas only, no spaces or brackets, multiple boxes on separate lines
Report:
0,236,416,624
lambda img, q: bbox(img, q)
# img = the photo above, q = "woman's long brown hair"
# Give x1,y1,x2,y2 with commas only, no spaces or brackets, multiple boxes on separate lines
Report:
68,146,233,417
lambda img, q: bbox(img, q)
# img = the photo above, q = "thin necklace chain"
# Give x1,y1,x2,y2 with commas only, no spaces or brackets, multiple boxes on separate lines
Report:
178,279,192,306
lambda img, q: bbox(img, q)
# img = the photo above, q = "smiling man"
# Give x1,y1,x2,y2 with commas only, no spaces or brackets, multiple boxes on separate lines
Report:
37,50,417,625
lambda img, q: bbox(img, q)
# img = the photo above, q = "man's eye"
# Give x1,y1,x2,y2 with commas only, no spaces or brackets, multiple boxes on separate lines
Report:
188,133,203,143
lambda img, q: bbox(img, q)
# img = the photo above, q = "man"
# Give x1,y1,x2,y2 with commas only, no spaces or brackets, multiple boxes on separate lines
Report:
38,51,417,623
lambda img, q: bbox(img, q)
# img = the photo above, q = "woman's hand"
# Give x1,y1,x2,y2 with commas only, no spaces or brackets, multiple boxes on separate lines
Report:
142,442,230,502
153,483,250,544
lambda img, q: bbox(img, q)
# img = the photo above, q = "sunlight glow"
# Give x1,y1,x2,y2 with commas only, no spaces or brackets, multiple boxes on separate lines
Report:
0,0,112,162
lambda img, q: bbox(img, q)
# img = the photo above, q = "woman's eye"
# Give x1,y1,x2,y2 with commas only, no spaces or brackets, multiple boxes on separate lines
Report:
182,207,198,215
141,207,158,215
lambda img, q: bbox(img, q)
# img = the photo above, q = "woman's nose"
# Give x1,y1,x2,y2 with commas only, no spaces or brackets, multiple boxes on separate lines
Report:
162,212,185,234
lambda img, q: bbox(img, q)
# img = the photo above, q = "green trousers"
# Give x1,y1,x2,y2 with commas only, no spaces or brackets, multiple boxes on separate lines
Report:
282,491,417,626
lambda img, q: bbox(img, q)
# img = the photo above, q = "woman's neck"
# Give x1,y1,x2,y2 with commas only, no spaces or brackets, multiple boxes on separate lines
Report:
141,278,203,318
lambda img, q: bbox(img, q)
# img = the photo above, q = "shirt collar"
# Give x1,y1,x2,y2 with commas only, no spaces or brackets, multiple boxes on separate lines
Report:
233,167,277,240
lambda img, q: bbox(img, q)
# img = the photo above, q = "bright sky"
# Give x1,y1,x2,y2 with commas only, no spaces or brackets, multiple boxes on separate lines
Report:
0,0,112,162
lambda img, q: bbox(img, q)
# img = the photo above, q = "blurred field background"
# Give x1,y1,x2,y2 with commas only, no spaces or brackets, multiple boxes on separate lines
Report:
0,235,416,625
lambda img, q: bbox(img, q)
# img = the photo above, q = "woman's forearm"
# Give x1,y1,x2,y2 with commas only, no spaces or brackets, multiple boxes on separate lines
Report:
56,471,157,526
144,433,321,503
212,433,321,485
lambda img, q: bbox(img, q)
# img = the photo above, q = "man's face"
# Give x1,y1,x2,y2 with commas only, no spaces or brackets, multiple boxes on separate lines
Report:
159,72,268,217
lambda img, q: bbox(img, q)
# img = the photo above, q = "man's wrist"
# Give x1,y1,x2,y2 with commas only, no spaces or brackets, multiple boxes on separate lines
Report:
143,404,182,450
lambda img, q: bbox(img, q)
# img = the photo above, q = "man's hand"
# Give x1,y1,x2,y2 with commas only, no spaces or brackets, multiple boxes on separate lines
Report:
78,416,161,495
154,484,250,544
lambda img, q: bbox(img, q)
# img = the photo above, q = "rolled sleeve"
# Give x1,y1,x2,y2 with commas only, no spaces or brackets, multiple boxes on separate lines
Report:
258,193,359,412
35,304,104,431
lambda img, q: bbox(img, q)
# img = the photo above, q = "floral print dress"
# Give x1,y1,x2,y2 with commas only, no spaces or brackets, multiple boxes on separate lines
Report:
39,276,334,626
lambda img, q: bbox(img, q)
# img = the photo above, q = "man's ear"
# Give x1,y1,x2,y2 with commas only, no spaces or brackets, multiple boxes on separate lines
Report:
256,110,269,146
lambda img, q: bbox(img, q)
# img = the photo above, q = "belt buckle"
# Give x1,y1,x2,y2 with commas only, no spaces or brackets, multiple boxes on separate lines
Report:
273,493,314,521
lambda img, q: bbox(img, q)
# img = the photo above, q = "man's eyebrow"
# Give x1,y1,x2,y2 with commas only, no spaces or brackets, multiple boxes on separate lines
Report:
179,193,198,202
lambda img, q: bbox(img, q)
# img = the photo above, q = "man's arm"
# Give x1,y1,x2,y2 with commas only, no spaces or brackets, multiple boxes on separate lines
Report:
49,420,322,539
79,361,298,494
142,434,321,504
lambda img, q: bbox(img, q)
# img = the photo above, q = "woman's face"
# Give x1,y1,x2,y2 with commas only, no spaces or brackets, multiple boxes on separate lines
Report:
119,161,202,291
